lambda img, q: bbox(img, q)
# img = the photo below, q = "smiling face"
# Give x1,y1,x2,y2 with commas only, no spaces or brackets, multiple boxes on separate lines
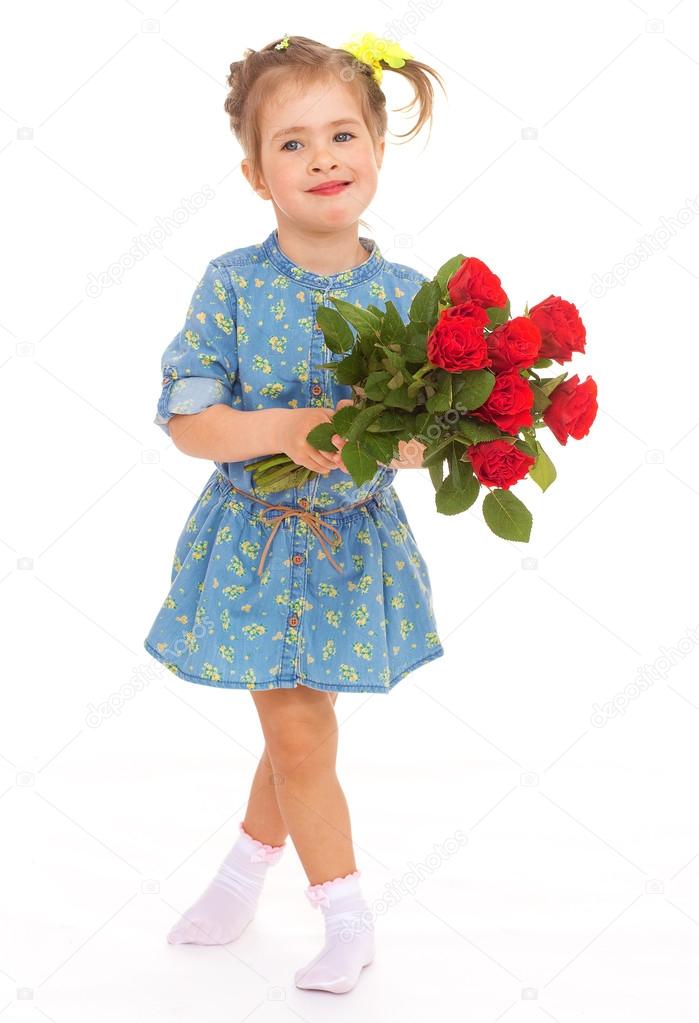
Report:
242,75,385,235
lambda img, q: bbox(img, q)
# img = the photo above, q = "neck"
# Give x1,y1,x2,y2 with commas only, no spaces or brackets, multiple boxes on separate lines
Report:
273,222,370,276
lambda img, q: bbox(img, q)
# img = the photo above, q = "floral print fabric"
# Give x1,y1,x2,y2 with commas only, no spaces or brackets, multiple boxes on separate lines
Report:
143,229,445,693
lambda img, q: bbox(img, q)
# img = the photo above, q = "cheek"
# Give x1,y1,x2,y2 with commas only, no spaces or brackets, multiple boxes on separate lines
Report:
356,155,380,184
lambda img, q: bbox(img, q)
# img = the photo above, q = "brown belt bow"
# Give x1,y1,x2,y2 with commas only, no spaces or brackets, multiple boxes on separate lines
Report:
221,476,374,577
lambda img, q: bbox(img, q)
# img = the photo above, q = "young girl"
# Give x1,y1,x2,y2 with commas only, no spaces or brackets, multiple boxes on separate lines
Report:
144,32,446,995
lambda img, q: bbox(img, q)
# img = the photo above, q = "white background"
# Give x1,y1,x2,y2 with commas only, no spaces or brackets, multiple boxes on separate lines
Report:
2,0,698,1019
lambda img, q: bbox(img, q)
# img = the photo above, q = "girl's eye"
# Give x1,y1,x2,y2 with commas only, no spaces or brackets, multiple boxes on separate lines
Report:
281,132,355,152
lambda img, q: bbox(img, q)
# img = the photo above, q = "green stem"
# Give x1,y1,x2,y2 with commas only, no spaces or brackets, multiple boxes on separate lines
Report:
243,453,292,473
412,362,435,381
253,465,299,487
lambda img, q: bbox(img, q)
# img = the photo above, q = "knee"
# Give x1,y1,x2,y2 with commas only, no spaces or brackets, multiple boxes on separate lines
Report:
264,712,336,775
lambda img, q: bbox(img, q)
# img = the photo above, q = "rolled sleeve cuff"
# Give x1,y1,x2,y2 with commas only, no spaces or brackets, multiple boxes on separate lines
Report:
155,369,233,436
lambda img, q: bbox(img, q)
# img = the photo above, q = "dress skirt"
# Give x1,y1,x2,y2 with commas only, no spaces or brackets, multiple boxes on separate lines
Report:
143,469,444,694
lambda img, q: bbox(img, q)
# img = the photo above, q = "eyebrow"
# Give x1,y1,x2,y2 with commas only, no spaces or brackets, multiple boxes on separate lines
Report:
270,118,363,142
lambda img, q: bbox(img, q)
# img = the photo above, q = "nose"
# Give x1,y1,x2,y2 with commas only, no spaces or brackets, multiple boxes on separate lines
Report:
309,149,339,174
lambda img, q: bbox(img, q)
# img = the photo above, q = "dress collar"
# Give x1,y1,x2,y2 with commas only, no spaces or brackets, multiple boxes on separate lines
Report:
261,228,383,289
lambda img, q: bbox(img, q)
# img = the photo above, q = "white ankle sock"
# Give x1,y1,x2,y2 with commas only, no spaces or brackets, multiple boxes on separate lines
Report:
167,821,286,946
294,870,375,994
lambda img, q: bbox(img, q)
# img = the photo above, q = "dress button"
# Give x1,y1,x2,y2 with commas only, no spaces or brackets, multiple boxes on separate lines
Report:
292,553,304,565
288,615,299,627
298,497,309,508
311,384,322,396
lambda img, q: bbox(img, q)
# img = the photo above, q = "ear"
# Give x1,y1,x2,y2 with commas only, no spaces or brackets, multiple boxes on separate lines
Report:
376,137,385,170
241,158,271,200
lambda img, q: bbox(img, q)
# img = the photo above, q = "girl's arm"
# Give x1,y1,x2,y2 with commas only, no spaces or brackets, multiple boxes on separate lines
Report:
168,404,342,474
169,406,285,462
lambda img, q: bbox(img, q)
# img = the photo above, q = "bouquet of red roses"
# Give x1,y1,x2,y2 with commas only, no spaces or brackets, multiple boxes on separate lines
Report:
244,253,597,542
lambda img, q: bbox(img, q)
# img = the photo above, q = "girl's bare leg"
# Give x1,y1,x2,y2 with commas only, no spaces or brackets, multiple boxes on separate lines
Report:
249,687,354,885
250,688,373,994
242,691,339,847
166,689,342,945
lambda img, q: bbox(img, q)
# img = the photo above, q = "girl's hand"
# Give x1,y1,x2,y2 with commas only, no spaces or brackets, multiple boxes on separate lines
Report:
276,407,345,475
390,437,427,469
331,399,427,471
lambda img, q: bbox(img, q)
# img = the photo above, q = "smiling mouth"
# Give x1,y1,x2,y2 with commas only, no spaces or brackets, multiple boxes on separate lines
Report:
307,181,352,194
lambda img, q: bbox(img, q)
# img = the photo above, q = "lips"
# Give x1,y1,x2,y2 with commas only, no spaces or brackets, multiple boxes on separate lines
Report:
307,181,351,195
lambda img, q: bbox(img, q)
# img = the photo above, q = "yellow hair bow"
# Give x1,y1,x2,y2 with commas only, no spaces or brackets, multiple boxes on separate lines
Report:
340,32,413,85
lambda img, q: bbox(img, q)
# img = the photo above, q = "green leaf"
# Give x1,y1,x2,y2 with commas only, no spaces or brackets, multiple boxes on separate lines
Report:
346,403,386,442
485,300,511,328
425,372,452,413
482,489,532,541
333,405,360,435
316,306,355,353
329,297,382,337
381,301,407,346
530,382,552,414
428,458,445,490
403,321,428,362
422,435,455,468
528,441,557,492
452,370,496,411
364,370,392,400
383,384,415,410
363,431,396,464
403,345,428,363
415,411,431,433
379,345,404,375
456,418,503,443
532,357,553,369
409,280,440,325
435,255,466,296
387,370,404,390
435,466,480,515
538,372,568,397
342,441,378,486
305,422,338,452
449,443,462,479
515,433,538,458
334,347,366,385
369,410,411,433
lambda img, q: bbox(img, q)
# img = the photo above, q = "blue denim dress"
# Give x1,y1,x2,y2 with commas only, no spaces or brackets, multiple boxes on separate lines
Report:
143,229,445,693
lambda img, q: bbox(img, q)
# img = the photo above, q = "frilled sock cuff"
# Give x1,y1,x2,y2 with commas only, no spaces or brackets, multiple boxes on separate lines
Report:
238,821,287,865
304,869,362,909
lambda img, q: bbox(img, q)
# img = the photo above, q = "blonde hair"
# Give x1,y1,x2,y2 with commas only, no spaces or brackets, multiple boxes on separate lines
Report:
224,34,446,229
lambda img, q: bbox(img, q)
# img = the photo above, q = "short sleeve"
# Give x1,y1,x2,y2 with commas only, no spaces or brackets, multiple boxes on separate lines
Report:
154,260,238,437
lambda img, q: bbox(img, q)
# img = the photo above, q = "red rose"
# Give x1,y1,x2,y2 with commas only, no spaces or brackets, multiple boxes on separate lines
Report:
470,370,534,433
543,374,598,445
426,302,491,373
466,439,535,490
487,316,542,373
528,296,586,364
447,257,508,309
